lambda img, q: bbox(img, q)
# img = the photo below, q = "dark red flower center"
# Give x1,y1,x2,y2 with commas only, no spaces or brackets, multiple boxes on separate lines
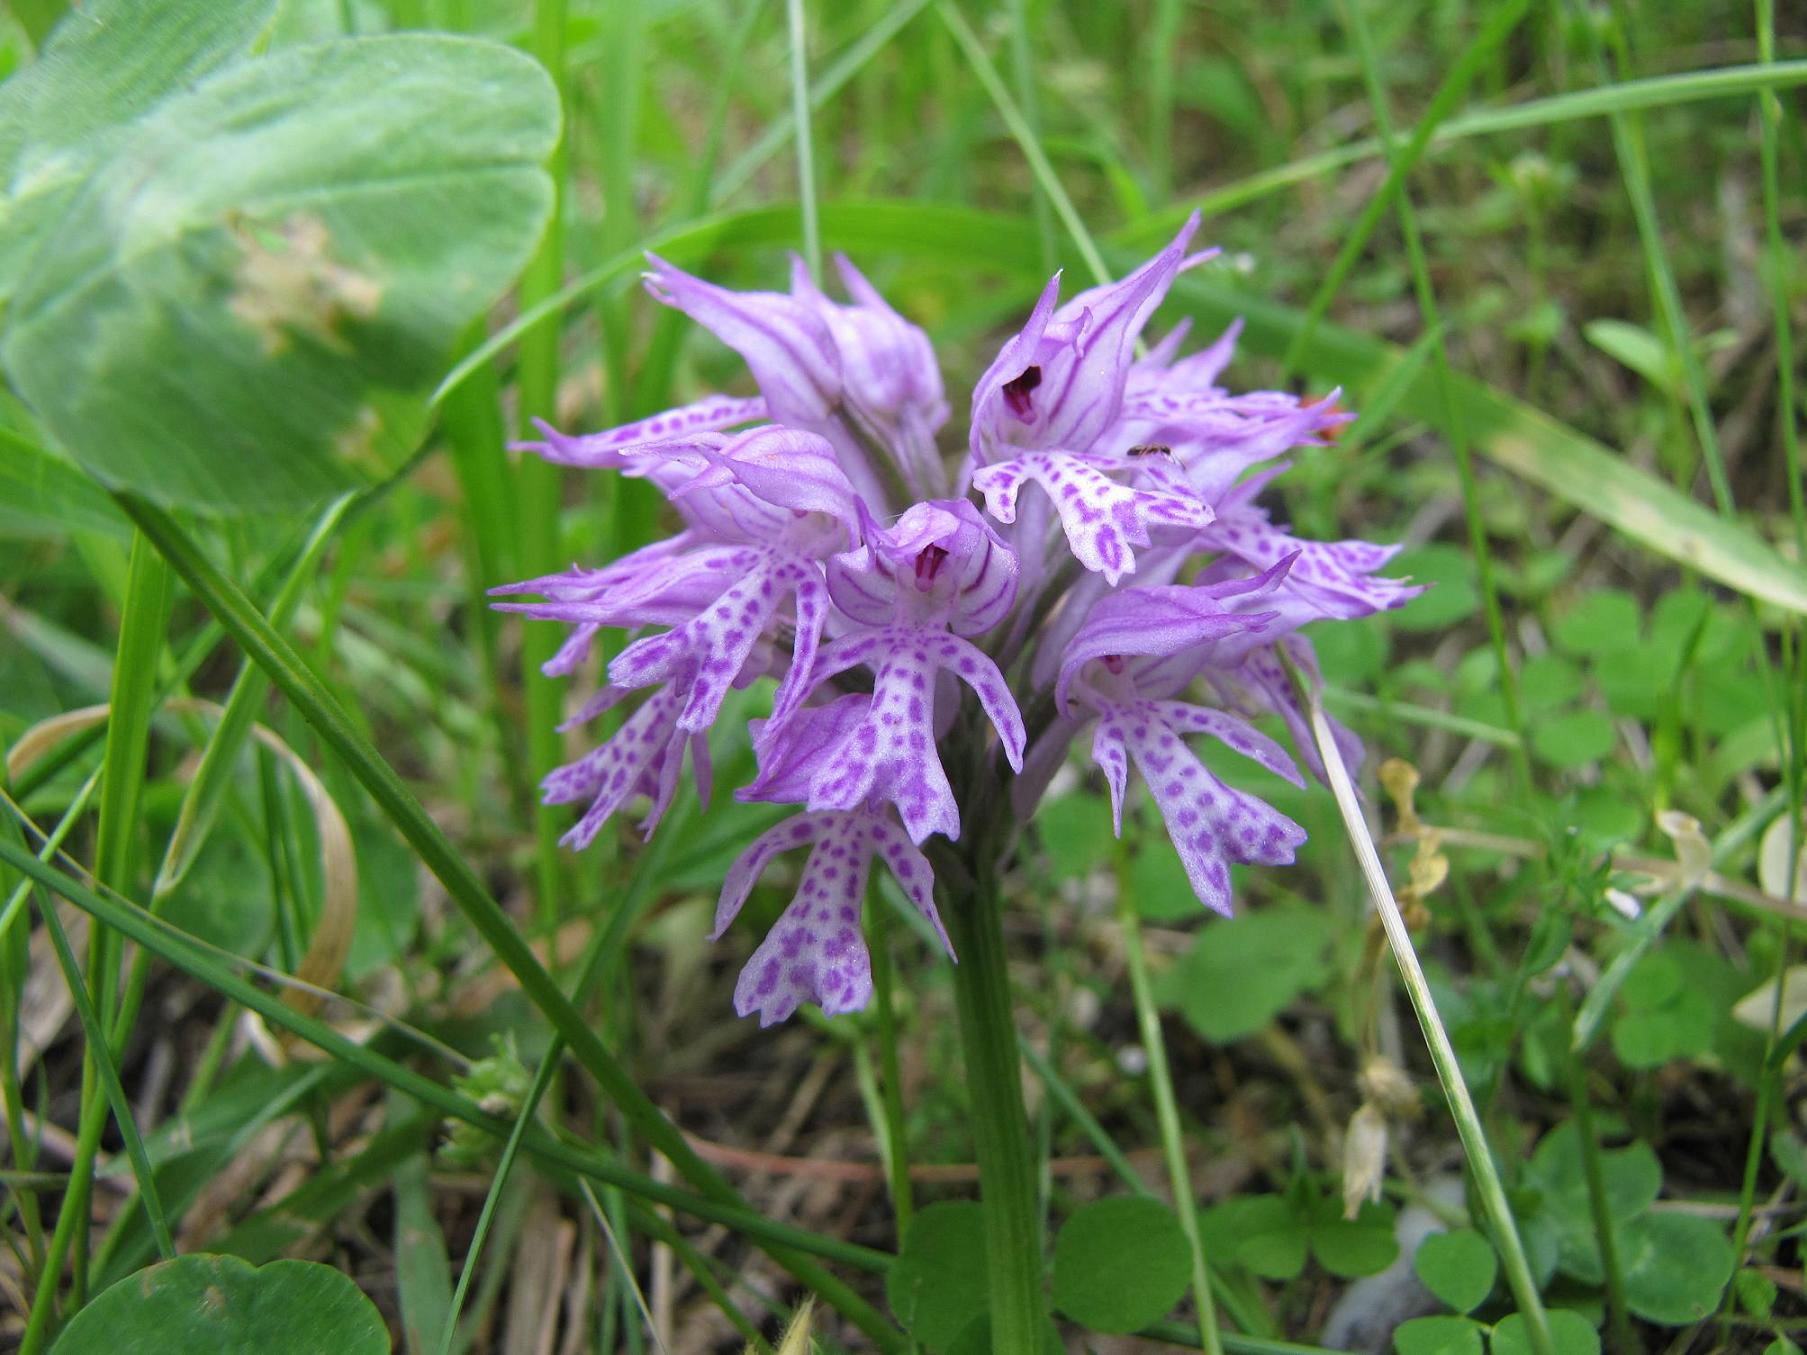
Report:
1002,365,1042,419
913,543,949,590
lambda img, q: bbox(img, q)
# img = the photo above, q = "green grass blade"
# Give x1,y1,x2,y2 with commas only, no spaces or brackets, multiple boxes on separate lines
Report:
0,829,900,1281
1583,21,1734,515
1115,848,1224,1355
1280,0,1530,379
786,0,821,280
1283,653,1555,1355
866,888,913,1238
112,494,907,1350
438,1048,557,1355
937,0,1110,287
1334,0,1529,783
517,0,570,930
440,324,529,818
1005,0,1056,274
711,0,935,206
1122,60,1807,242
31,890,174,1262
92,533,173,971
152,495,354,900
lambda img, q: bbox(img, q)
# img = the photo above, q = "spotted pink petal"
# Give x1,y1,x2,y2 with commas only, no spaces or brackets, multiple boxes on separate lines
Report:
713,808,948,1026
1091,701,1306,916
802,627,1025,842
644,254,841,423
542,683,694,848
518,399,766,468
806,641,959,843
608,550,828,733
1211,636,1365,783
1203,471,1418,619
968,214,1206,461
972,450,1211,585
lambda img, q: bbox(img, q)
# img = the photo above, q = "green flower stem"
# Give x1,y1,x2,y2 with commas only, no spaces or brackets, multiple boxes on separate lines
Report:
945,853,1045,1353
1115,846,1225,1355
1282,651,1554,1355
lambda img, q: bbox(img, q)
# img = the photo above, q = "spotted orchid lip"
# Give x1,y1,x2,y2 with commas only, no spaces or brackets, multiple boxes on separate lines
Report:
495,230,1417,1025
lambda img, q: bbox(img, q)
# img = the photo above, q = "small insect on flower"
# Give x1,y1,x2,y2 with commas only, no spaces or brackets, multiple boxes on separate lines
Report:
495,214,1418,1026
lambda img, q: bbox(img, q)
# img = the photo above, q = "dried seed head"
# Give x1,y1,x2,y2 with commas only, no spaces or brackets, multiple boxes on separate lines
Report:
1360,1057,1421,1120
1342,1102,1389,1220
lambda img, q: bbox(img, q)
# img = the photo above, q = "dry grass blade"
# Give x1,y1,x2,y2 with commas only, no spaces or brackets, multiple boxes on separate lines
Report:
1282,652,1557,1355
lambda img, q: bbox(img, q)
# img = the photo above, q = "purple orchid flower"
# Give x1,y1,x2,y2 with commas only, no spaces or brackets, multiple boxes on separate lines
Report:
495,223,1419,1024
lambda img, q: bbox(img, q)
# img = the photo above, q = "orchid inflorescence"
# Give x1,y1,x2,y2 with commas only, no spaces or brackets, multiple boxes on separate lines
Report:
495,214,1418,1026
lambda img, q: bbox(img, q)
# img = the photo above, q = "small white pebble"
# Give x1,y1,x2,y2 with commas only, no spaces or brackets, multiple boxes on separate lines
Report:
1116,1044,1149,1076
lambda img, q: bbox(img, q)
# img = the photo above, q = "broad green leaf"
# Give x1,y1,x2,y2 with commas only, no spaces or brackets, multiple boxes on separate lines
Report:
1304,615,1389,686
1051,1197,1192,1334
1610,945,1722,1069
1035,790,1117,882
1388,544,1478,632
1519,655,1585,713
1198,1194,1308,1280
1772,1131,1807,1190
1530,709,1617,769
49,1254,387,1355
393,1148,452,1355
1308,1198,1399,1279
1413,1229,1498,1314
1128,836,1206,922
161,829,276,959
1619,1211,1734,1326
1521,1124,1660,1285
3,34,558,514
1490,1310,1601,1355
1551,588,1641,657
0,0,280,298
0,425,128,539
1394,1315,1484,1355
886,1201,988,1349
1155,901,1333,1042
1569,788,1644,851
1583,319,1677,396
1735,1267,1779,1319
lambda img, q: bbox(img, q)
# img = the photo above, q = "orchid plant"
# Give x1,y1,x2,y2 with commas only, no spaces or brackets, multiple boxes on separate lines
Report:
495,214,1417,1346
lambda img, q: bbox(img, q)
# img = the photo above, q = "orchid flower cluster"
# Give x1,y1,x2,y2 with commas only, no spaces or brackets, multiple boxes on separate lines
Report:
495,214,1417,1026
